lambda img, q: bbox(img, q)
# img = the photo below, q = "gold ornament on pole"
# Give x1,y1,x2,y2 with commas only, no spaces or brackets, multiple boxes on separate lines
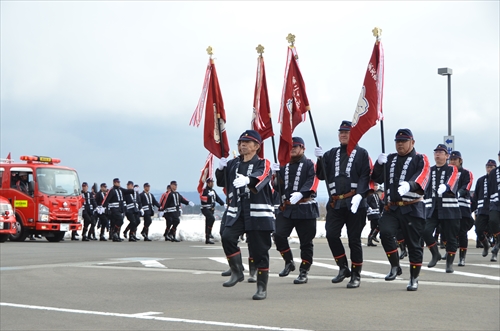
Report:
372,27,382,44
256,44,265,57
286,33,296,47
206,46,214,58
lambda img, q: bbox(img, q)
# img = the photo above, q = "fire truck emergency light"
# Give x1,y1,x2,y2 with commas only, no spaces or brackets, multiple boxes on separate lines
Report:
20,155,61,164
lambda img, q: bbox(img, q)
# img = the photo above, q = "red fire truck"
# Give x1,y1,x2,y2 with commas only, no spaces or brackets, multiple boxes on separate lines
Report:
0,196,16,242
0,155,83,242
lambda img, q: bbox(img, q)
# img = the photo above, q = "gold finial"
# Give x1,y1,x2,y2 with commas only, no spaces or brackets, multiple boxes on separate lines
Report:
286,33,296,47
206,46,213,57
256,44,265,57
372,27,382,38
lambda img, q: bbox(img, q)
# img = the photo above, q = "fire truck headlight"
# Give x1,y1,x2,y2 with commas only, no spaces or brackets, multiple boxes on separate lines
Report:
39,204,49,222
78,208,83,223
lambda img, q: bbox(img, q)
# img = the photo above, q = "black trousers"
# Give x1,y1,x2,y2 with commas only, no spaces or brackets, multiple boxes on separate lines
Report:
221,216,272,269
109,212,124,229
274,213,316,264
202,208,216,236
423,211,460,253
369,218,379,231
82,213,92,236
325,206,366,264
379,208,425,264
166,213,180,231
125,212,140,232
475,214,490,241
489,210,500,237
97,214,109,231
458,216,474,248
143,214,153,230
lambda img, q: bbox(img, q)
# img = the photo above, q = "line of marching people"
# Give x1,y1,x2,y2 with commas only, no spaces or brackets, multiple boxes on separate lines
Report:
75,179,195,242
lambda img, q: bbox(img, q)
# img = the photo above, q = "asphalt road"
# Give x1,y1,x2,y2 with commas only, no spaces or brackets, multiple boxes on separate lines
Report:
1,238,499,331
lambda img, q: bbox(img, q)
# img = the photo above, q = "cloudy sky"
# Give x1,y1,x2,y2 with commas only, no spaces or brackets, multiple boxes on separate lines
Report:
1,1,499,198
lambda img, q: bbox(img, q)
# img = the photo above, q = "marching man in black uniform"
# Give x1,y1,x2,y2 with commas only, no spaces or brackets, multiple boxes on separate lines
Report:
200,178,224,244
366,184,382,247
164,181,195,242
123,181,143,242
422,144,460,273
95,183,109,241
448,151,474,266
139,183,160,241
216,129,274,300
314,120,372,288
272,136,320,284
487,151,500,262
472,159,497,259
159,185,171,238
98,178,134,242
372,128,430,291
81,182,97,241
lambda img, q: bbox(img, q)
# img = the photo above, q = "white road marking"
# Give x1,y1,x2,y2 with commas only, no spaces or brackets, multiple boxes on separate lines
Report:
140,260,166,268
466,263,500,269
0,302,312,331
209,257,249,271
310,260,391,279
364,260,500,281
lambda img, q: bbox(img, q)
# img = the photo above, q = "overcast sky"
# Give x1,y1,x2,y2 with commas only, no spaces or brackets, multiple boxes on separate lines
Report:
1,1,499,198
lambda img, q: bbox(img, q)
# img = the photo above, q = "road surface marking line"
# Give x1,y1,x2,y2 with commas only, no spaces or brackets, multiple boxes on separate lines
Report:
310,260,391,279
0,302,312,331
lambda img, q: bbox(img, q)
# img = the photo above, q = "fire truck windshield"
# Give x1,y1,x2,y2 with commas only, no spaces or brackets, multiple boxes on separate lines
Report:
36,168,81,196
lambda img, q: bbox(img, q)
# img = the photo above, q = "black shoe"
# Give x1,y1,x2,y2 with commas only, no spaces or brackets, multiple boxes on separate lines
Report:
332,256,351,283
367,236,377,247
144,237,152,241
407,265,421,291
445,253,456,273
294,268,308,284
385,251,402,281
346,266,361,289
458,249,466,267
82,236,90,242
100,236,107,241
90,236,98,241
223,254,244,287
372,236,380,243
205,236,214,244
278,250,296,277
427,244,442,268
399,242,408,260
123,232,128,239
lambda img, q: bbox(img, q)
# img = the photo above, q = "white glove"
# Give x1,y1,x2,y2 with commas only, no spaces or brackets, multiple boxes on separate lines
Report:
314,146,324,158
208,191,215,197
134,186,139,192
456,191,461,198
189,201,195,207
218,157,228,170
271,163,280,172
398,181,410,196
223,203,228,208
97,206,105,214
158,211,164,217
377,153,388,165
233,173,250,188
350,194,362,214
437,184,447,195
289,192,303,205
140,209,145,216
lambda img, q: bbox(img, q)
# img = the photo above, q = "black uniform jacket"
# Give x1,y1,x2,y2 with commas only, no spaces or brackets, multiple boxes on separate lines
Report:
372,148,430,219
82,191,97,216
200,187,224,210
140,191,160,217
455,166,473,218
316,144,371,210
275,155,319,220
215,154,274,231
424,164,460,219
164,191,190,217
488,166,500,212
102,186,134,214
125,191,142,213
471,174,490,215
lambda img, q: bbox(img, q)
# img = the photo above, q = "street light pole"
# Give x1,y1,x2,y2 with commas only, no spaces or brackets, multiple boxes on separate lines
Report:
438,67,453,136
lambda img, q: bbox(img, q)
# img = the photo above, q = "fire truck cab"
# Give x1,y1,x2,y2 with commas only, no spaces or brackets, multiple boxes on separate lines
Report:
0,155,83,242
0,196,16,242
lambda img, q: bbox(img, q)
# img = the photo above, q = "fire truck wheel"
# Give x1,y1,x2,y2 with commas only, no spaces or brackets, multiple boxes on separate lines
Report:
9,215,28,242
0,234,9,243
45,231,65,242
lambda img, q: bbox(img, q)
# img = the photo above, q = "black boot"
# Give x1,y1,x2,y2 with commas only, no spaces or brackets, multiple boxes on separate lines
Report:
221,269,231,277
407,265,421,291
294,261,311,284
458,249,466,266
248,258,257,283
367,229,377,247
278,250,296,277
205,235,214,244
252,269,269,300
372,229,380,243
82,235,90,242
346,264,361,288
481,239,490,257
331,256,351,283
399,241,407,259
170,229,180,242
144,228,152,241
112,231,121,242
99,228,107,241
123,228,128,239
427,244,442,268
129,231,137,242
223,253,244,287
71,231,78,241
445,252,456,273
385,250,402,281
491,238,499,262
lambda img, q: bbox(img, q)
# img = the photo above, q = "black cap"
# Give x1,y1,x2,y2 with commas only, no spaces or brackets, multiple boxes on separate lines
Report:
292,137,305,147
113,178,120,183
486,159,497,167
339,120,352,131
143,182,150,187
167,185,171,189
450,151,462,159
100,183,107,187
170,180,177,185
82,182,88,187
206,178,214,183
434,144,448,154
126,180,134,186
238,129,262,144
394,128,413,141
133,184,139,188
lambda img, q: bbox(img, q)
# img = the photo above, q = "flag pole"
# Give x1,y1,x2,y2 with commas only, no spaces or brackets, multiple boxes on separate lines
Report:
286,33,332,206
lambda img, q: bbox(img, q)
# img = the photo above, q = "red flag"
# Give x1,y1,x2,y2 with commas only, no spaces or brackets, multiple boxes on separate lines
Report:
190,59,230,159
347,39,384,154
6,153,11,160
277,47,310,165
197,153,214,200
251,56,274,158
